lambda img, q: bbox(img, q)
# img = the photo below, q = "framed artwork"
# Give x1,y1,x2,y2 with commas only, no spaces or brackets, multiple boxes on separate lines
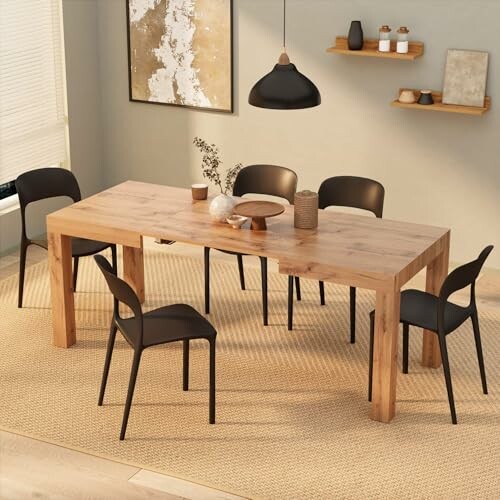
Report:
126,0,233,113
442,49,489,108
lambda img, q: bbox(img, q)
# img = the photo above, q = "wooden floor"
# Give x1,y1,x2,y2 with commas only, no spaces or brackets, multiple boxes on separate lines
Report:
1,239,498,499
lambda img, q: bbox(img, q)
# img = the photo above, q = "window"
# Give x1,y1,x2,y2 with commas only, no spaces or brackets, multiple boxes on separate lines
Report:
0,0,69,210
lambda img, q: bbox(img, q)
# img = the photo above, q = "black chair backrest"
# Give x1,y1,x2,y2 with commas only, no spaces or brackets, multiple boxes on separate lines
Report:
318,176,385,218
15,168,82,239
233,165,298,205
439,246,494,306
15,168,82,207
94,255,143,344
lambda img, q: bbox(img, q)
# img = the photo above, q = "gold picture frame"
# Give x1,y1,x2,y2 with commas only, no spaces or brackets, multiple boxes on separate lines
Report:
126,0,233,113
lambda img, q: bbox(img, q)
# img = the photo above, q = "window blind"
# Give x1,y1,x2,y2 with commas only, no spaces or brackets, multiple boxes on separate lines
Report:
0,0,67,186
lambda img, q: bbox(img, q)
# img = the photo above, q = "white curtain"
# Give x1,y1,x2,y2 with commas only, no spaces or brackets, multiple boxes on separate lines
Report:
0,0,68,185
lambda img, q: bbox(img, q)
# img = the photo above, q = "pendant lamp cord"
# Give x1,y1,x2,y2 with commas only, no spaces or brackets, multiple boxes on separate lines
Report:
283,0,286,50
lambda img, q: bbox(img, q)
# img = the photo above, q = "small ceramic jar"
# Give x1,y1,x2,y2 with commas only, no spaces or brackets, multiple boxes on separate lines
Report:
379,25,392,52
418,90,434,105
191,183,208,200
397,27,409,54
399,89,416,104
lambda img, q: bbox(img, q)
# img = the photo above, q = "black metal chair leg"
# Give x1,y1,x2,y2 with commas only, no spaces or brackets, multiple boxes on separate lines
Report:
288,275,294,331
368,312,374,402
295,277,301,301
183,339,189,391
237,254,246,290
98,322,118,406
73,256,79,291
111,245,118,274
120,349,142,440
471,312,488,395
260,257,268,326
204,247,210,314
17,241,28,308
209,339,216,424
319,281,325,306
349,286,356,344
402,323,409,374
438,334,457,424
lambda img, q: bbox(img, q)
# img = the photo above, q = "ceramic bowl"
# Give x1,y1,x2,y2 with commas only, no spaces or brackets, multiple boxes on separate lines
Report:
226,215,248,229
418,90,434,105
398,89,416,104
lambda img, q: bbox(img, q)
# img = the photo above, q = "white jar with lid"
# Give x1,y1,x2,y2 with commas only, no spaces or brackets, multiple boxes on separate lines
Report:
397,27,409,54
378,25,392,52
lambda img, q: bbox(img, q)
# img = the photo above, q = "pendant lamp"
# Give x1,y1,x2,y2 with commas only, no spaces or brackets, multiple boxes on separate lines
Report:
248,0,321,110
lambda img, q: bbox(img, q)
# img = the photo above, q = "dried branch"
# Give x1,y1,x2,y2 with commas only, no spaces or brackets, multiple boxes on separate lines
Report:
193,137,242,195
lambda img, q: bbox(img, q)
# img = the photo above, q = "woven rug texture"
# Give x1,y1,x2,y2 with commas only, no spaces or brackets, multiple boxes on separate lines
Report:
0,249,499,499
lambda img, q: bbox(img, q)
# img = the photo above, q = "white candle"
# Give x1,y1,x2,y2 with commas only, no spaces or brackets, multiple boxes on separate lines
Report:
397,41,409,54
379,39,391,52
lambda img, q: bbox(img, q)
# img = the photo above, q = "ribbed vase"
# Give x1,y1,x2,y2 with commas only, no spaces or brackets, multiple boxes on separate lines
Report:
294,191,319,229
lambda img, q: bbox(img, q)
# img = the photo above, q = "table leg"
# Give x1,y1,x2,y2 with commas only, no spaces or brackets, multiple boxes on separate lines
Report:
123,242,145,304
422,238,450,368
48,231,76,348
370,287,400,423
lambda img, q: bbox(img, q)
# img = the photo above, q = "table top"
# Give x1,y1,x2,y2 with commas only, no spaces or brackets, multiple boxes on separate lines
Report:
47,181,450,291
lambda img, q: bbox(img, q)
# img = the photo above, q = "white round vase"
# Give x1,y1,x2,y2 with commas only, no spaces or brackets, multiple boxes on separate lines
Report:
209,194,236,222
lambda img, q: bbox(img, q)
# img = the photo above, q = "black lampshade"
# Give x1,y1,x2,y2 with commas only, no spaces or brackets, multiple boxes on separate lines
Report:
249,59,321,110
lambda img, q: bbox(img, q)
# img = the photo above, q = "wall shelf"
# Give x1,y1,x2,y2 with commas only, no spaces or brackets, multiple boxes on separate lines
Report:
392,89,491,116
327,36,424,60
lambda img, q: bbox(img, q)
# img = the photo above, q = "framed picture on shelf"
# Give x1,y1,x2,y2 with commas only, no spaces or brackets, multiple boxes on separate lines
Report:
442,49,489,108
126,0,233,113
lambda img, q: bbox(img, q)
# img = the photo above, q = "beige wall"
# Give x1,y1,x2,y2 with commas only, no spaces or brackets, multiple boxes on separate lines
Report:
96,0,500,268
0,0,104,254
2,0,499,270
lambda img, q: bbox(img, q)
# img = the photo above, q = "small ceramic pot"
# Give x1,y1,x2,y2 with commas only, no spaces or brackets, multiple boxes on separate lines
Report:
226,215,248,229
418,90,434,105
209,194,236,222
192,183,208,200
399,89,416,104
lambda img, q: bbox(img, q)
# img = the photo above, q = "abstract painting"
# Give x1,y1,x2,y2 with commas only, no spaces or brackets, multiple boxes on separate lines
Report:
127,0,233,112
442,49,489,108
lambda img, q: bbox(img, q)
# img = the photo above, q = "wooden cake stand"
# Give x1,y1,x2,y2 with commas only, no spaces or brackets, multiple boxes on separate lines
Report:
233,201,285,231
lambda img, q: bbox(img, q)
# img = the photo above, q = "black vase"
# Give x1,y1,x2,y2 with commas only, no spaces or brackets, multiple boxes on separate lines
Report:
348,21,364,50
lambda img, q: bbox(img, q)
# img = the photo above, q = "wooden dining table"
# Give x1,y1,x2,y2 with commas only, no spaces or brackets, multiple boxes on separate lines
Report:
46,181,450,424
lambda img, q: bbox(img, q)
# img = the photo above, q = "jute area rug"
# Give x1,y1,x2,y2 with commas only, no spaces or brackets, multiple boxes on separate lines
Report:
1,248,499,499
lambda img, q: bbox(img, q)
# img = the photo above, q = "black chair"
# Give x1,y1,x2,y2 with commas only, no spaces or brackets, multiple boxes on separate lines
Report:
204,164,299,326
15,168,117,307
94,255,217,440
368,246,494,424
288,176,385,341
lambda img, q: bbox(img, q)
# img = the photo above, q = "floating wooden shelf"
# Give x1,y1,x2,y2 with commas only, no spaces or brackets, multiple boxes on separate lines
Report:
392,89,491,116
327,36,424,60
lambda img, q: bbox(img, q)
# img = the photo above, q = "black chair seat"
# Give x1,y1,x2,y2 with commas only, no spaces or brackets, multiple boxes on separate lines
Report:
31,237,110,257
369,289,472,334
120,304,216,347
400,290,472,333
72,237,111,257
